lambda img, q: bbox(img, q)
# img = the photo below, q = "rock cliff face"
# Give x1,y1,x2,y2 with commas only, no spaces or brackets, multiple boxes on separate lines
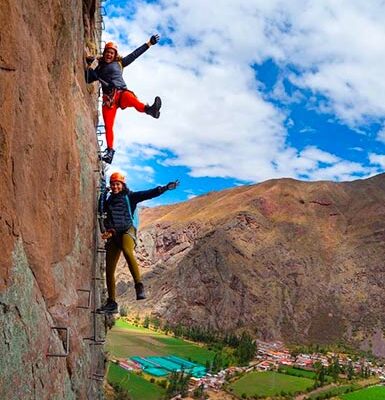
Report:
117,174,385,356
0,1,104,399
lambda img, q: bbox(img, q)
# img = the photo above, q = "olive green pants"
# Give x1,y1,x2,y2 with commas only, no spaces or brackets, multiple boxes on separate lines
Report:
105,228,140,301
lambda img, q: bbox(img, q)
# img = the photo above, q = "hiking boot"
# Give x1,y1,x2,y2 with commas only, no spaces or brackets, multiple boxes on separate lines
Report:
101,147,115,164
144,96,161,119
96,299,118,314
135,282,146,300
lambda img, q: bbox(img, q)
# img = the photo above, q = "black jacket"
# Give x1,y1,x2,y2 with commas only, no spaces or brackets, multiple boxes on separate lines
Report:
86,43,150,94
100,186,166,233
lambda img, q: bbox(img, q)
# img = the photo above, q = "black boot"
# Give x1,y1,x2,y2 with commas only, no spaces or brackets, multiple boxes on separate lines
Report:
96,298,118,314
144,96,161,119
101,147,115,164
135,282,146,300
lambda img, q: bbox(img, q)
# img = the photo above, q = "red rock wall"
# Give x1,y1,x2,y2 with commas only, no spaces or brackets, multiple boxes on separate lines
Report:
0,1,104,398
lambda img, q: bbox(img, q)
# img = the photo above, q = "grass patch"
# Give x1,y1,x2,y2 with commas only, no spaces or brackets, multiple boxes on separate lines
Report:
114,319,160,333
306,384,359,399
155,336,188,346
341,385,385,400
230,371,314,397
279,365,334,383
106,321,216,365
279,366,317,379
152,336,215,365
107,362,165,400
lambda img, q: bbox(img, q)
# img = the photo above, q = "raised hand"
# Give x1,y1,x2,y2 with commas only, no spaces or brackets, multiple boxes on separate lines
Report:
149,34,160,45
166,180,180,190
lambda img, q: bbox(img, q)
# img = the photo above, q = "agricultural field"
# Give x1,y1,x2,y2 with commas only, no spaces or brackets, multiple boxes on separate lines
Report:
106,319,215,365
229,370,314,398
107,363,165,400
279,365,334,384
341,385,385,400
306,384,358,399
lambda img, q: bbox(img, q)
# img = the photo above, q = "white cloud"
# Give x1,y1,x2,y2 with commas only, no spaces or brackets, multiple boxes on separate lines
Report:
300,147,339,164
269,1,385,126
369,153,385,168
377,126,385,144
350,147,364,152
100,0,385,184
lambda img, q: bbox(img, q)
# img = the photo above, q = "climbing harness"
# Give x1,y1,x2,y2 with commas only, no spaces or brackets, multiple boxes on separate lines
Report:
102,88,117,108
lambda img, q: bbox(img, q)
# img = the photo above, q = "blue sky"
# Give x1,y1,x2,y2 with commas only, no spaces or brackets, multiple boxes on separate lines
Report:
97,0,385,206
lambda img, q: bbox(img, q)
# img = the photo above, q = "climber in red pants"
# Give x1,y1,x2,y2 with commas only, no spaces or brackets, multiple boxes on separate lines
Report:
86,35,162,164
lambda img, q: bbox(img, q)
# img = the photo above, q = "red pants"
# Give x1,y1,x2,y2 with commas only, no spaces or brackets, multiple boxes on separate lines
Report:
102,90,146,149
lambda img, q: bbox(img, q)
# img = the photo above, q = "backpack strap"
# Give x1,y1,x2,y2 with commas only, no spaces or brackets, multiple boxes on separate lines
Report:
124,194,137,246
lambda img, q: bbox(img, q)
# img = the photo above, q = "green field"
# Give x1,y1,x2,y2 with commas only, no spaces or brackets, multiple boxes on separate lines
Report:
106,320,216,365
279,365,334,383
307,384,358,399
341,385,385,400
230,371,314,397
115,319,153,332
107,363,165,400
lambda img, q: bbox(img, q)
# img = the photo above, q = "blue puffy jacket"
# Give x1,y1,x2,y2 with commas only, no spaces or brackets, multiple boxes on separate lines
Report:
100,186,166,233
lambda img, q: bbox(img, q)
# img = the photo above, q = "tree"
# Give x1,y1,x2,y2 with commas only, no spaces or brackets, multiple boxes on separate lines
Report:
328,356,340,382
143,315,150,328
212,351,225,373
193,383,205,399
119,305,128,317
166,371,191,399
313,361,326,387
290,349,300,363
163,322,170,334
235,332,257,365
151,317,160,330
347,360,354,380
173,323,184,338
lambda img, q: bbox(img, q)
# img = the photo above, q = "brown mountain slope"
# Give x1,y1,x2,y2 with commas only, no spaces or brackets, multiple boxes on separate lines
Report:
116,174,385,355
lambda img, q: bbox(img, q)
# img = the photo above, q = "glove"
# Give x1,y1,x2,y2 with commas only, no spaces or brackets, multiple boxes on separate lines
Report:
86,56,95,65
166,180,180,191
101,229,115,240
149,34,160,45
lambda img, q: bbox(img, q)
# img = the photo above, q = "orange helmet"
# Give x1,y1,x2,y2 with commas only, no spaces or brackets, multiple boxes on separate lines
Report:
110,172,125,184
104,41,118,53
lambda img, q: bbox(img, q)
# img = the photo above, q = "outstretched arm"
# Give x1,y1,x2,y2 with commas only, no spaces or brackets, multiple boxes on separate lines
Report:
131,180,180,204
121,34,160,67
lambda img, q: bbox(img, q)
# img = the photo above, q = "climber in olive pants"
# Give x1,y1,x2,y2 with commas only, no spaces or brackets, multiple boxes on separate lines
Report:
97,172,179,314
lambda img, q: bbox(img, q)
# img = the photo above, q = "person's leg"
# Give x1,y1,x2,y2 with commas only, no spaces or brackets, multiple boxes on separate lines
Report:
121,230,141,283
105,238,121,302
119,90,146,112
121,229,146,300
102,100,118,149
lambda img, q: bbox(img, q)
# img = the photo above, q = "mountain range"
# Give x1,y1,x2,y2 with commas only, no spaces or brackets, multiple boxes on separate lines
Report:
116,174,385,356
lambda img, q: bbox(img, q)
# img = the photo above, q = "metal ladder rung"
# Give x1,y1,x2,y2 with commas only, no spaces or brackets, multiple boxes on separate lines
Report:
76,289,92,309
46,327,70,357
